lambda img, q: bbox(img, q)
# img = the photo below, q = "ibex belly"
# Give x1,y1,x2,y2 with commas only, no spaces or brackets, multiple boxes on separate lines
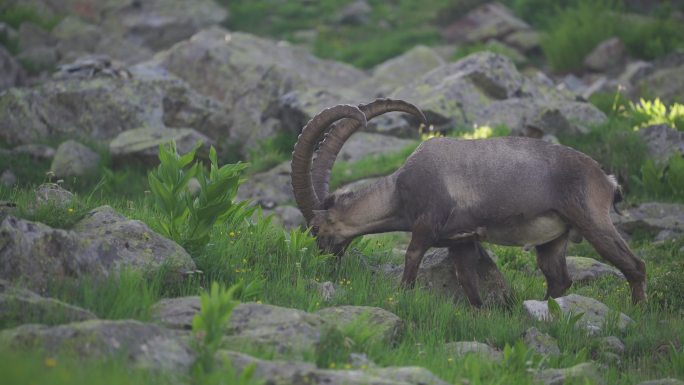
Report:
446,212,569,247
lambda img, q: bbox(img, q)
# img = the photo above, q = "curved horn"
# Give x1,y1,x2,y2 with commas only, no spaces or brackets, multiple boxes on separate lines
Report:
311,98,427,201
291,104,367,223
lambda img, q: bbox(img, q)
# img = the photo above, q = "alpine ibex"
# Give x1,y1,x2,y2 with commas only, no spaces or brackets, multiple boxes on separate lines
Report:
290,99,647,306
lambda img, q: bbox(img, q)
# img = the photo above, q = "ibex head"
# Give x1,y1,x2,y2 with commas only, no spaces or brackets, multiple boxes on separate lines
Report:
290,99,426,255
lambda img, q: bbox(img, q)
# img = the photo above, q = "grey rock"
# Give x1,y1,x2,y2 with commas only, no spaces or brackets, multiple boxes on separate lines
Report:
523,294,633,334
599,336,625,355
636,379,684,385
50,140,101,177
270,205,306,230
0,278,96,326
566,256,625,282
316,306,403,345
349,352,375,368
237,162,293,207
611,202,684,240
0,205,196,293
219,350,450,385
382,247,512,307
635,62,684,105
52,16,102,61
584,37,626,73
523,327,560,357
311,281,336,302
0,45,24,90
639,124,684,163
371,45,445,95
151,296,201,330
534,362,603,385
0,170,16,187
34,183,74,208
503,29,542,52
12,144,55,160
53,54,131,80
393,52,606,136
0,319,194,373
109,127,211,166
336,133,417,162
336,0,372,25
16,46,59,73
444,341,502,361
441,2,531,44
17,22,55,51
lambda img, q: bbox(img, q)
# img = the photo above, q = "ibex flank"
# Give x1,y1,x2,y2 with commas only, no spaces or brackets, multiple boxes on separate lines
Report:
290,99,647,306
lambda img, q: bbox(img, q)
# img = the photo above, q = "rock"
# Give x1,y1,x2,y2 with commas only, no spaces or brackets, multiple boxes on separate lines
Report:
636,379,684,385
310,280,337,302
52,16,103,61
270,205,306,230
393,52,606,136
0,66,229,148
381,247,512,307
441,2,531,44
371,45,445,95
237,162,294,208
0,205,196,293
503,30,542,53
584,37,626,73
598,336,625,355
444,341,503,361
151,296,201,330
336,0,372,25
53,54,131,80
34,183,74,207
16,46,59,73
349,352,375,368
220,350,450,385
523,294,633,334
12,144,55,160
534,362,603,385
638,124,684,163
635,63,684,105
17,22,55,52
523,327,560,357
224,302,329,359
336,133,417,162
146,28,371,151
109,127,211,166
0,45,24,90
611,202,684,240
50,140,101,177
0,170,16,187
0,279,96,326
0,319,194,373
316,306,403,345
566,256,625,282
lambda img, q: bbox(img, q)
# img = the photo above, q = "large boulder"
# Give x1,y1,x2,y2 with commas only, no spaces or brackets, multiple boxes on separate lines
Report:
0,279,96,327
566,256,625,282
316,306,403,345
236,162,294,208
0,45,24,90
0,63,230,148
522,327,560,357
441,2,532,45
370,45,445,95
638,124,684,163
393,52,607,136
611,202,684,241
335,133,417,163
381,246,512,307
0,206,196,293
0,319,194,372
523,294,633,334
49,139,101,177
584,37,627,74
220,350,450,385
109,127,211,166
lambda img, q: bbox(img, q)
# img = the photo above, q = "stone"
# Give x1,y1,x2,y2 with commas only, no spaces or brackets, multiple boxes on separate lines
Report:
0,67,230,148
444,341,502,361
635,63,684,105
151,296,201,330
393,52,606,136
52,16,102,61
523,294,633,334
599,336,625,355
109,127,212,166
335,132,417,163
636,379,684,385
611,202,684,240
50,140,101,177
316,306,403,345
441,2,531,44
0,279,96,326
0,205,196,293
523,327,560,357
53,54,131,80
270,205,306,230
16,46,59,73
0,319,194,373
503,30,542,52
223,302,329,360
34,183,74,207
638,124,684,163
371,45,445,95
534,362,603,385
236,162,294,208
336,0,372,25
17,22,55,51
220,350,450,385
311,281,336,302
0,170,16,187
584,37,626,73
0,45,24,91
566,256,625,282
381,247,512,307
12,144,55,160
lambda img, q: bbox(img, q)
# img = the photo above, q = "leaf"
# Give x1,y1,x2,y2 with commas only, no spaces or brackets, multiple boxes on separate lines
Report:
547,297,562,320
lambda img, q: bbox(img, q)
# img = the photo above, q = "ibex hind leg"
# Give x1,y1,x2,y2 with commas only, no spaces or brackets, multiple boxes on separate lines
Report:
449,242,483,307
535,232,572,299
565,206,647,303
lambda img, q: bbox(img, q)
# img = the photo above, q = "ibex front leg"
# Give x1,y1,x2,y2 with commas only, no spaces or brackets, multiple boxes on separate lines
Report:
400,222,434,288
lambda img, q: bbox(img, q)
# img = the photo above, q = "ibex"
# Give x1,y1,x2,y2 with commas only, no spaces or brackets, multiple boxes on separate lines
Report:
291,99,647,306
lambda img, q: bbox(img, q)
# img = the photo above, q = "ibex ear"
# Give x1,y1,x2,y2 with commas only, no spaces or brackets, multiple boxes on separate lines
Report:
322,195,336,209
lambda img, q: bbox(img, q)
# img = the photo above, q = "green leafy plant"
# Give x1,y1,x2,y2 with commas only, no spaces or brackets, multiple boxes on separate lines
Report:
629,98,684,131
632,155,684,202
147,142,253,253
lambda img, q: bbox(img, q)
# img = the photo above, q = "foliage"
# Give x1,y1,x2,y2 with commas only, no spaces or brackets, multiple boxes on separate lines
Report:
0,0,61,30
629,98,684,131
147,142,253,253
632,155,684,202
246,132,297,174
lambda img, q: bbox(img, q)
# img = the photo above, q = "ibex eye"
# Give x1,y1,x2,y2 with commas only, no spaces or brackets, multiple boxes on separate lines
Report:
311,226,320,234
